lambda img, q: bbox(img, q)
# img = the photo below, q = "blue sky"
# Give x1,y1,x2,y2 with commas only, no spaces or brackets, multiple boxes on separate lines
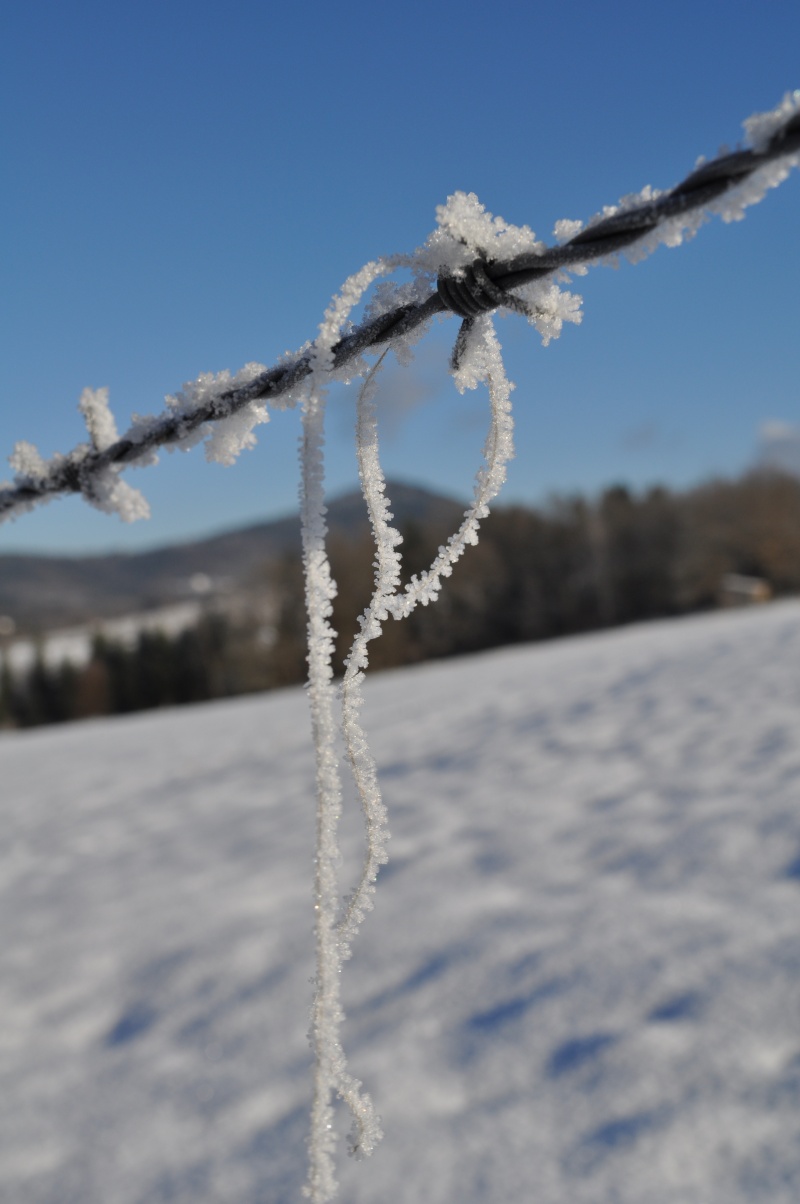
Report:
2,0,798,554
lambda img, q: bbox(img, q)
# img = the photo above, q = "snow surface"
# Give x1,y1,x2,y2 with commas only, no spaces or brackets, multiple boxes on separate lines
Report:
2,601,800,1203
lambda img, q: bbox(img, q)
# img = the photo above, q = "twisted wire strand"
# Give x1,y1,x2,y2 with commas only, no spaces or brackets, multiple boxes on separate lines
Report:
2,105,798,524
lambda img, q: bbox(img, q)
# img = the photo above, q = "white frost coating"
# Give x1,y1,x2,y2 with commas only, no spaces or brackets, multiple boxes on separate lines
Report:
301,238,518,1202
301,257,516,1203
589,93,800,269
553,217,584,243
337,320,513,950
520,281,583,345
84,471,151,522
415,190,545,277
8,431,149,523
622,201,708,265
338,354,397,952
9,441,48,480
73,387,152,520
389,316,515,618
293,110,797,1192
78,387,118,452
709,156,800,224
3,94,798,534
302,258,392,1204
402,191,584,345
744,89,800,152
299,376,346,1204
203,400,269,466
364,276,432,324
165,362,270,464
302,302,514,1204
624,144,799,264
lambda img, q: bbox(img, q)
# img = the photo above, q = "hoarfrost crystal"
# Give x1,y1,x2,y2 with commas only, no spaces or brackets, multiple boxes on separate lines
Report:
78,387,118,452
8,441,48,480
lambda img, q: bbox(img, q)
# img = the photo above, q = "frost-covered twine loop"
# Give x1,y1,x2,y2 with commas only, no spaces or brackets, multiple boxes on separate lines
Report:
301,257,398,1204
302,222,521,1199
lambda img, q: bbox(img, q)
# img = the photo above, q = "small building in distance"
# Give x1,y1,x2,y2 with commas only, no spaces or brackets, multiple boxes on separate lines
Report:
719,572,772,608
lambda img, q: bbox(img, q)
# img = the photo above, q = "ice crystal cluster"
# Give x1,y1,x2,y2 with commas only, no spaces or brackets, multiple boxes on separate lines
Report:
1,91,798,1204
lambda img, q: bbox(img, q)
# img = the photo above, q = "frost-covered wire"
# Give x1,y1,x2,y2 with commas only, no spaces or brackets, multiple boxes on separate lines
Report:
301,261,391,1204
2,91,798,526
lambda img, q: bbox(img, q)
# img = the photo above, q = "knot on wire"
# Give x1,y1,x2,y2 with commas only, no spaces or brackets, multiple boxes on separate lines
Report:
438,260,534,320
437,260,510,318
439,260,535,373
438,261,497,318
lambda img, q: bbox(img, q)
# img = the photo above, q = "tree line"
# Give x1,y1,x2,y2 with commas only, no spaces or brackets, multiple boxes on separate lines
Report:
3,468,799,728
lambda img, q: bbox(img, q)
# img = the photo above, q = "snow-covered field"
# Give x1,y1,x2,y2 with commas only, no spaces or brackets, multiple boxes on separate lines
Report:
2,601,800,1203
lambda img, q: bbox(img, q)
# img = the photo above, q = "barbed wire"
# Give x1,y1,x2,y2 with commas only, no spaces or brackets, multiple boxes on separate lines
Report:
2,101,799,526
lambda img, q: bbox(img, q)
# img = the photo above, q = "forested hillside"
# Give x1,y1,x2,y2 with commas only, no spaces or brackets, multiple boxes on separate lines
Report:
3,468,799,728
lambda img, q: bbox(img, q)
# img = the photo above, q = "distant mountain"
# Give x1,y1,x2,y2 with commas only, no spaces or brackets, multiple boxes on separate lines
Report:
0,482,466,632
